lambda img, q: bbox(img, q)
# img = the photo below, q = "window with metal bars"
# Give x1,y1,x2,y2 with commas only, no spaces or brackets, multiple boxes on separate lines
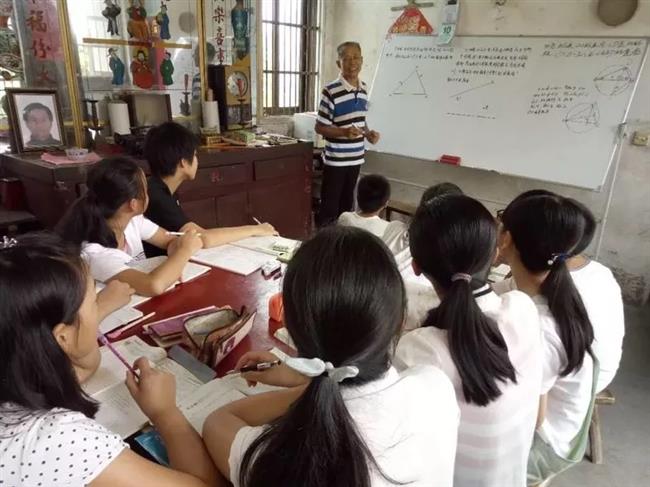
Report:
261,0,320,115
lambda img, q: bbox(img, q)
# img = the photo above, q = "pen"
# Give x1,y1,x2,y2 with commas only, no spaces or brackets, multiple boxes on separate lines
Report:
97,332,140,379
107,311,156,340
252,217,262,225
227,359,282,375
167,231,203,237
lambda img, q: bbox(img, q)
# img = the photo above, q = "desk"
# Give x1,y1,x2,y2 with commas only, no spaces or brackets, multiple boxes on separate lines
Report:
117,266,293,376
1,143,313,239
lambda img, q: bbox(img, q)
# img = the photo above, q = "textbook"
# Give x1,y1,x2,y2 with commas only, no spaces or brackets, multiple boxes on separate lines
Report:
178,347,291,432
83,336,204,438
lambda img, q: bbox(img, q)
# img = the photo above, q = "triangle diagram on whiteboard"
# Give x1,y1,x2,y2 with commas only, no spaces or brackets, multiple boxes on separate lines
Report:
390,67,427,96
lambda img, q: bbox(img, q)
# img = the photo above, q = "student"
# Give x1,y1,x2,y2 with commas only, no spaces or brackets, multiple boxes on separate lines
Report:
496,190,624,392
394,194,542,487
337,174,407,254
143,122,276,257
0,232,218,487
202,226,459,487
494,193,597,485
419,181,463,206
57,157,203,296
315,41,381,227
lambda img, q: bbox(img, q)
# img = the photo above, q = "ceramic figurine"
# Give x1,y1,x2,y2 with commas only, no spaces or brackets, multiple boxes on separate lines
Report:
131,49,154,89
231,0,249,60
127,0,149,40
102,0,121,36
156,3,171,40
160,51,174,86
108,48,125,86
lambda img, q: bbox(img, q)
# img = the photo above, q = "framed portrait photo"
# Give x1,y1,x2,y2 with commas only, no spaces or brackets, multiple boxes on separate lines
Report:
6,88,66,153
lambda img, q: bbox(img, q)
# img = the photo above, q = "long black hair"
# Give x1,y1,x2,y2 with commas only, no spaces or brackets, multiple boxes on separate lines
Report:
239,226,406,487
57,157,145,248
410,194,517,407
0,232,97,417
501,194,594,376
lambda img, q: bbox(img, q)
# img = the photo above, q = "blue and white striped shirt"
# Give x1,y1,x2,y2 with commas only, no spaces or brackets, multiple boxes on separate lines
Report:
317,76,368,167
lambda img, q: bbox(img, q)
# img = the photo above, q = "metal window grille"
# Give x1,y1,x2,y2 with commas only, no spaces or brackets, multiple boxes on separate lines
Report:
261,0,320,115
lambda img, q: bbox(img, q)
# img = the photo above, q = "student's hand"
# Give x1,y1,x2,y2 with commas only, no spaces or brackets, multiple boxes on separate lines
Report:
178,229,203,255
97,280,135,313
252,223,278,236
126,357,178,424
235,350,310,388
366,130,380,144
341,126,364,139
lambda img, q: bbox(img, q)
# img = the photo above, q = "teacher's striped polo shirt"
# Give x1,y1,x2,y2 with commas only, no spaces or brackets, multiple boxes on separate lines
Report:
317,75,368,167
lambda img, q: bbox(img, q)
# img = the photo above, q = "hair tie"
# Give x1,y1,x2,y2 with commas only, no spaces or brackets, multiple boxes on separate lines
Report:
1,236,17,249
451,273,472,283
547,253,569,266
284,357,359,383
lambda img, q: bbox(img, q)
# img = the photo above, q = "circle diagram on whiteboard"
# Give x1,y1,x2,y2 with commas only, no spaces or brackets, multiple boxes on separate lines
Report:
594,65,634,96
563,102,600,134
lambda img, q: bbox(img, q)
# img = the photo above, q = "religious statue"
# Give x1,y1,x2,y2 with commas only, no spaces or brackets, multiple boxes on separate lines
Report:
127,0,150,40
156,3,171,40
231,0,249,60
130,49,154,89
160,51,174,86
102,0,121,36
108,48,125,86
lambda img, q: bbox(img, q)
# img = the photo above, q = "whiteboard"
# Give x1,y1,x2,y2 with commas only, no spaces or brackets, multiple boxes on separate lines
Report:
366,36,648,189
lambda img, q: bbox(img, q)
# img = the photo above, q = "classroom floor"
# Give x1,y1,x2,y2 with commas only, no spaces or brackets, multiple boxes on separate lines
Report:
552,304,650,487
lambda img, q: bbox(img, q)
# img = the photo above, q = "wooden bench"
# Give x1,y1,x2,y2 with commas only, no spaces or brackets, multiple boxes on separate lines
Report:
384,199,417,221
588,388,616,464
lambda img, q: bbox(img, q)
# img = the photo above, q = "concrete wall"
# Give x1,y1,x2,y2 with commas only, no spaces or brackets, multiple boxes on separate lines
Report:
320,0,650,305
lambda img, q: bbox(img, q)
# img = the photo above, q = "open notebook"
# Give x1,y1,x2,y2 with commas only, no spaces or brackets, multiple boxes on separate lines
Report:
83,336,204,438
191,244,274,276
128,256,211,285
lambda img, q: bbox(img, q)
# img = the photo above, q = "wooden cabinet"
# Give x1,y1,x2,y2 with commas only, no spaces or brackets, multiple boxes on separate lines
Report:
0,143,313,239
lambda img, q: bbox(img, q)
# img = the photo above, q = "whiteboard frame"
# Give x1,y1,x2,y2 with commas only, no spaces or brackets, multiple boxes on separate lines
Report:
366,35,650,191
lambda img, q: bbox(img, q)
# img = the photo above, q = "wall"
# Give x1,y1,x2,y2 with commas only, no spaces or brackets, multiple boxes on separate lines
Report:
320,0,650,305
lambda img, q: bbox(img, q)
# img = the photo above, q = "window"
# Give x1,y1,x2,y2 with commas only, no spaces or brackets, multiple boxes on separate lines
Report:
261,0,320,115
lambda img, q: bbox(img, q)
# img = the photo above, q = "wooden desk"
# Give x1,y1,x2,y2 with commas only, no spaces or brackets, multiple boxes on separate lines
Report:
118,265,292,376
1,143,314,240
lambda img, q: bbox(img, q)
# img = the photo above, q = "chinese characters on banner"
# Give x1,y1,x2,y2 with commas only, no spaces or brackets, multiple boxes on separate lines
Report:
208,0,233,65
23,0,64,87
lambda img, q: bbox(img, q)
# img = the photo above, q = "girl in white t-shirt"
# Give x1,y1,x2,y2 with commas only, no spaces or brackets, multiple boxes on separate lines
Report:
202,226,460,487
0,233,216,487
394,194,543,487
496,189,624,393
57,157,202,296
496,192,598,485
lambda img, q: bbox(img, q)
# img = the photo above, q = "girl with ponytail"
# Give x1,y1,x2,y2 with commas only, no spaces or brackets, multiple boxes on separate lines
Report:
395,194,543,487
202,226,459,487
495,192,598,484
57,157,202,296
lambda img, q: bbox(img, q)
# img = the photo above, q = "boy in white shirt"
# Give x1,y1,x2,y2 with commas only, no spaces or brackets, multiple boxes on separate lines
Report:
338,174,407,254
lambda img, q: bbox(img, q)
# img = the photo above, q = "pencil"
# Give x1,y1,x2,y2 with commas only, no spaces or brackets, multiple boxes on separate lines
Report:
107,311,156,340
97,332,140,378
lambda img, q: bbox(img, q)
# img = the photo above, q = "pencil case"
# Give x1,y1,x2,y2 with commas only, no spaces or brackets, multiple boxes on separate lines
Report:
183,306,256,368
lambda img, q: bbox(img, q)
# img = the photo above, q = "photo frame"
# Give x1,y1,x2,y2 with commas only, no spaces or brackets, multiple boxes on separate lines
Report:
6,88,66,153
